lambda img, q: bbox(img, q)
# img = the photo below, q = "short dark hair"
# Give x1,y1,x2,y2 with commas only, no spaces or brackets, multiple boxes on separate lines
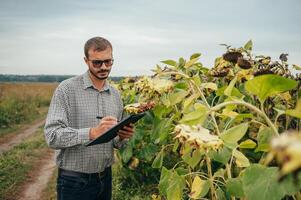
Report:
84,37,113,58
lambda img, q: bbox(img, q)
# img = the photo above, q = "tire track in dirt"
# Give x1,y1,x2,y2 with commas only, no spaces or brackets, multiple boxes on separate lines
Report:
0,119,45,154
18,151,56,200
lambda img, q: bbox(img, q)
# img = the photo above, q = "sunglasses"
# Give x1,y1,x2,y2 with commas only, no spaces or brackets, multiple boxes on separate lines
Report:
88,59,114,68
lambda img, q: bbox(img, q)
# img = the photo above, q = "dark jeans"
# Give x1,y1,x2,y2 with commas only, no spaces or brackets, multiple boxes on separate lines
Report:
57,167,112,200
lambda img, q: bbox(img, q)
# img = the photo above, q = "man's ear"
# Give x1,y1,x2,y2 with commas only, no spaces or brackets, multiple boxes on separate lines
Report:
84,57,88,64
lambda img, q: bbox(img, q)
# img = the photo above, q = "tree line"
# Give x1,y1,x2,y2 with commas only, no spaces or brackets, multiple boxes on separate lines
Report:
0,74,124,83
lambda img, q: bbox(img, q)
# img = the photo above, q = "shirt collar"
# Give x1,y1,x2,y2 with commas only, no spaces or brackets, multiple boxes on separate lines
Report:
82,71,111,93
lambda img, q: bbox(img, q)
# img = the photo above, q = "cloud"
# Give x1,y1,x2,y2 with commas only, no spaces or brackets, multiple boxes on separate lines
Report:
0,0,300,76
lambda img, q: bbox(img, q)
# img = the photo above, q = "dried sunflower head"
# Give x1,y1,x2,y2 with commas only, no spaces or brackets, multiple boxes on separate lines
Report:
151,78,174,93
174,124,223,151
271,131,301,177
223,51,243,63
279,53,288,62
135,76,174,95
253,64,273,76
237,57,253,69
295,73,301,81
209,68,230,77
124,101,156,114
258,56,271,65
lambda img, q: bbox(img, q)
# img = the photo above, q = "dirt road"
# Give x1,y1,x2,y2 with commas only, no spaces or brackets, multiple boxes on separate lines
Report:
0,119,46,154
1,119,57,200
18,151,56,200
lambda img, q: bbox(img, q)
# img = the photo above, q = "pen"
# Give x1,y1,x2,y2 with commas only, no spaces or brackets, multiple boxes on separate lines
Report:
96,116,121,123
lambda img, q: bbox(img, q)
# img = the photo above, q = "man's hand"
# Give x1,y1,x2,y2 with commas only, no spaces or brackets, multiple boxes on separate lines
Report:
89,116,117,140
118,123,134,141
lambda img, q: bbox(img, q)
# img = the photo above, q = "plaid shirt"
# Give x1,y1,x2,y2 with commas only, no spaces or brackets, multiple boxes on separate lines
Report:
44,71,125,173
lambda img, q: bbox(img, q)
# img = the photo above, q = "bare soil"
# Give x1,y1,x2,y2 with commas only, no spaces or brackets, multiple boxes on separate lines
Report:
1,118,57,200
0,119,45,154
18,151,56,200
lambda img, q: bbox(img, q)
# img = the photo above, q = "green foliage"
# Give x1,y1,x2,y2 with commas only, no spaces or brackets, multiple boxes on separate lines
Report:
220,123,249,149
209,146,232,164
226,178,244,198
120,144,133,163
152,148,164,168
245,74,298,104
233,149,250,167
179,103,208,125
182,145,204,169
117,41,301,200
239,139,256,149
190,176,210,198
286,98,301,119
241,164,301,200
244,40,253,51
159,167,185,200
255,127,274,152
0,96,38,127
161,59,177,67
112,161,153,200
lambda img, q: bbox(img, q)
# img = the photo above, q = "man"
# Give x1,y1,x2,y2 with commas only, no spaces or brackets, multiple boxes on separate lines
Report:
44,36,134,200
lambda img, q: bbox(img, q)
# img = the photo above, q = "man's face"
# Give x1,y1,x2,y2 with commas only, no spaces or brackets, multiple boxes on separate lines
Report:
84,48,113,80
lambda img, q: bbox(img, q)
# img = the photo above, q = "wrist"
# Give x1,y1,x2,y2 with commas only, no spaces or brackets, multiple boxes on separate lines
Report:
89,127,96,140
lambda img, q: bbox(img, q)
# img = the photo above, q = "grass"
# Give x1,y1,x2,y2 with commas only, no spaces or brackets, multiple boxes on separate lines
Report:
0,127,50,200
112,162,153,200
0,82,57,129
0,107,48,142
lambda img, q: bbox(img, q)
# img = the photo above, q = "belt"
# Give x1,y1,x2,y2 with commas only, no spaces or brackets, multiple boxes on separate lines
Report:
58,167,110,179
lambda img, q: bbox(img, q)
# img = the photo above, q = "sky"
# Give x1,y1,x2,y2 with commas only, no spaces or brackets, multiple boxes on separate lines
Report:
0,0,300,76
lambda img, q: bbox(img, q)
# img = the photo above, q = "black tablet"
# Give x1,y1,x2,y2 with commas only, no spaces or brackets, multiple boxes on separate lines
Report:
85,112,146,146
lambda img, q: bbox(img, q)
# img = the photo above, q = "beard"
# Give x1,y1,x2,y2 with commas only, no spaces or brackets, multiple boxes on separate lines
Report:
89,68,111,80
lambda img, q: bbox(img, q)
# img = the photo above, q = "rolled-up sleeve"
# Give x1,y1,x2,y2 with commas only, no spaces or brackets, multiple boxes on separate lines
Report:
44,87,90,149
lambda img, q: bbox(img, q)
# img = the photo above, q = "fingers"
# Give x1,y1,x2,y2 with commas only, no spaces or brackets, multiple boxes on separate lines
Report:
101,125,115,131
102,116,118,121
122,124,134,131
118,125,134,139
126,123,134,128
100,116,117,123
90,116,120,140
99,116,118,126
118,131,133,139
101,120,117,126
94,116,135,140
